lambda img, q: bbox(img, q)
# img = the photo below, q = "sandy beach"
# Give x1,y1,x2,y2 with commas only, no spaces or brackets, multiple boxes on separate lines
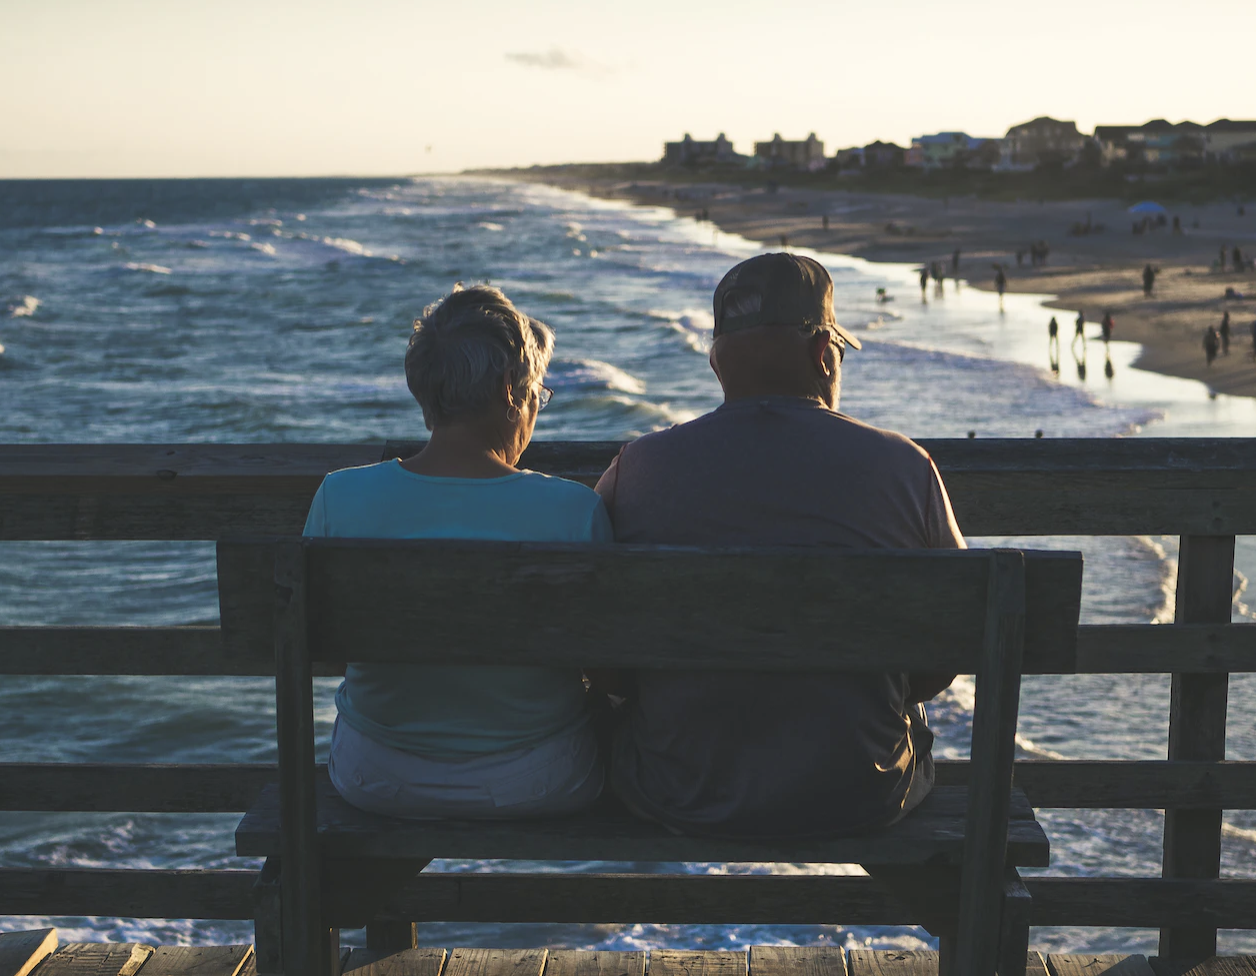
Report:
505,169,1256,399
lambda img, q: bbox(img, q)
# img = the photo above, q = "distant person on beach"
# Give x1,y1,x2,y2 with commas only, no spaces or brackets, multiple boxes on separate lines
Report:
1072,309,1086,354
1221,312,1231,355
1205,326,1220,366
952,248,961,273
306,284,608,820
1049,317,1059,340
1143,264,1157,296
1101,311,1113,343
1235,246,1246,272
594,252,964,838
919,266,929,299
994,266,1007,308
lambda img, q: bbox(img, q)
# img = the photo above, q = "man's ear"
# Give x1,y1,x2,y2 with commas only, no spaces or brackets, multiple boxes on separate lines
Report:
709,342,721,381
811,331,834,378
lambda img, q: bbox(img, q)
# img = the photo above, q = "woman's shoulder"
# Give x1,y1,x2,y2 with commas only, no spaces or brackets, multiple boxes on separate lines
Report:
514,470,602,506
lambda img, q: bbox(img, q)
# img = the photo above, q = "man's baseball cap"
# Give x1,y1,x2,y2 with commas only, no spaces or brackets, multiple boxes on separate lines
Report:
712,252,861,349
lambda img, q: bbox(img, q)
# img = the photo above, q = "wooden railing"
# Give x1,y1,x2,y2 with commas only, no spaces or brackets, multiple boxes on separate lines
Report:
2,439,1255,955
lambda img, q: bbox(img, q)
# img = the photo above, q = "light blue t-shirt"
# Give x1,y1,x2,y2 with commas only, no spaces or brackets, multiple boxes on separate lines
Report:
302,459,612,759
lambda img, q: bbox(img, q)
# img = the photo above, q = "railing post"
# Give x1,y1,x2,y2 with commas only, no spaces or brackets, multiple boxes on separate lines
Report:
1160,534,1234,960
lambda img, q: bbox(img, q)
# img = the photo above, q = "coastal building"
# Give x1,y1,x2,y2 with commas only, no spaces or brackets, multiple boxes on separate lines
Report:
906,132,1002,170
753,133,826,171
662,133,738,166
1002,117,1086,168
832,141,904,171
1093,118,1256,168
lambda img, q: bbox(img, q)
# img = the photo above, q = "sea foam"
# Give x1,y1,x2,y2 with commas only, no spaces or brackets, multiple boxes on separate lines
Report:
10,295,40,318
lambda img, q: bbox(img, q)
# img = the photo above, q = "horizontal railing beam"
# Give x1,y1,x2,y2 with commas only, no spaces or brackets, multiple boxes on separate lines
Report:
1,869,1253,930
3,624,1255,675
2,760,1254,813
5,439,1256,538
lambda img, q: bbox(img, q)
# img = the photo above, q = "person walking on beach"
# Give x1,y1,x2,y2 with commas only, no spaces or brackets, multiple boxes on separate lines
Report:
951,248,961,273
1143,264,1157,297
919,266,929,300
1072,309,1086,355
1221,312,1231,355
994,265,1007,309
594,252,962,838
1204,326,1220,366
1101,311,1114,343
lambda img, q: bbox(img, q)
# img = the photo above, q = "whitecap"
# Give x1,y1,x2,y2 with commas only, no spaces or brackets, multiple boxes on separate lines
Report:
124,262,172,275
10,295,40,318
138,218,156,229
209,230,251,242
92,226,103,236
552,358,647,394
322,236,373,257
0,342,5,355
250,242,278,257
477,222,504,232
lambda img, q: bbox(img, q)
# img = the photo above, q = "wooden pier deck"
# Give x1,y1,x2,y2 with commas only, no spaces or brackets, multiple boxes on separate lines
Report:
2,934,1254,976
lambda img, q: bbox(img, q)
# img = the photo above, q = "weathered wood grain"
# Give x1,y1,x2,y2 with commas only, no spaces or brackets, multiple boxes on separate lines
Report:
442,949,546,976
0,927,57,976
1162,536,1236,960
138,946,253,976
748,946,847,976
218,540,1081,672
9,438,1256,539
34,943,153,976
650,951,746,976
847,951,936,976
542,950,645,976
4,622,1254,677
1047,956,1155,976
236,781,1048,866
1149,959,1256,976
0,868,254,919
341,947,446,976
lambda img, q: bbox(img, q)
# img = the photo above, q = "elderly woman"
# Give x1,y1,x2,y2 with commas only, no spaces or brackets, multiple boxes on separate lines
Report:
303,284,610,819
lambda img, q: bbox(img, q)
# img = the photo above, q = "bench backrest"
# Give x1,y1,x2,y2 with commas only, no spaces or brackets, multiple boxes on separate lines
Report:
217,539,1083,671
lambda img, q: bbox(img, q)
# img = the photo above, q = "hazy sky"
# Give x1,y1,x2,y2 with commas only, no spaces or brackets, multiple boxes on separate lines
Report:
4,0,1253,178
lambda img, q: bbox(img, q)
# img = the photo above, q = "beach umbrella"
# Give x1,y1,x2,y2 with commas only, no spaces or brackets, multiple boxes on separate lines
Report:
1127,201,1168,215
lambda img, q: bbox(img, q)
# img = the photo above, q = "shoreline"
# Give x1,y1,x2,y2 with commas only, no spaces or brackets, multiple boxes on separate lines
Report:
497,168,1256,399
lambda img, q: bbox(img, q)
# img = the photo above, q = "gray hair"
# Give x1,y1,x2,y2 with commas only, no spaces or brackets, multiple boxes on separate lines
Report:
404,284,554,426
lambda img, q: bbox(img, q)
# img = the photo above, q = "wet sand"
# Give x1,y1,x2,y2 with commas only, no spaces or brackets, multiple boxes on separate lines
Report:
506,170,1256,398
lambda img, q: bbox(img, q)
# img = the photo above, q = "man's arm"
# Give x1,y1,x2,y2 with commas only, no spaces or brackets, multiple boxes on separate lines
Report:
587,450,628,697
907,456,967,702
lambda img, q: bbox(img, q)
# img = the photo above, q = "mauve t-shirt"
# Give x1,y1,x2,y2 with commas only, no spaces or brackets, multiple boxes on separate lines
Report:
594,396,966,837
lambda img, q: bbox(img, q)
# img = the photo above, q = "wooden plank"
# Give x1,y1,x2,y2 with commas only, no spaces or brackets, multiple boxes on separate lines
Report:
748,946,847,976
0,868,254,919
1028,957,1052,976
4,622,1255,678
138,946,253,976
934,760,1256,809
3,755,1256,818
8,438,1256,539
543,951,645,976
1149,959,1256,976
237,781,1049,866
1162,535,1235,960
649,952,746,976
956,550,1026,976
272,540,328,976
442,949,546,976
345,873,1256,929
1047,956,1155,976
342,948,446,976
847,951,936,976
34,944,153,976
0,928,57,976
220,540,1080,672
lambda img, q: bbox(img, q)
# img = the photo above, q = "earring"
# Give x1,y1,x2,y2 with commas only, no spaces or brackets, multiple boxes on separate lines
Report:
506,404,521,423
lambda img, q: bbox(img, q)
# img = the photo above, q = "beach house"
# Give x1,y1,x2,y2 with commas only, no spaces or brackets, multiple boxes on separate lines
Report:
1001,117,1086,169
661,133,739,166
906,132,1002,170
752,133,826,171
1093,119,1256,168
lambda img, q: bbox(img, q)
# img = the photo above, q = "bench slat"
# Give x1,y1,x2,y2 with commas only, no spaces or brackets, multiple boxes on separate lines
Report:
651,952,746,976
342,948,447,976
748,946,847,976
218,543,1081,672
543,952,646,976
234,782,1047,867
443,949,546,976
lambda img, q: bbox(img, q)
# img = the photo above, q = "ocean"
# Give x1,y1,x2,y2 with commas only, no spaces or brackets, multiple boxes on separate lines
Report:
0,175,1253,955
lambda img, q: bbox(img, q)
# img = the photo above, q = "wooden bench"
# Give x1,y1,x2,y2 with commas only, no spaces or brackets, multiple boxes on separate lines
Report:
219,538,1084,976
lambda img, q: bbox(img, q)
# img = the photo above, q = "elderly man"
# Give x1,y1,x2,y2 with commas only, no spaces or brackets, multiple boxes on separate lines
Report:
595,253,965,837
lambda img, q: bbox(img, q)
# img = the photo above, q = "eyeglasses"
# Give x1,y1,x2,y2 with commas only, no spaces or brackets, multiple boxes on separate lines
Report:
537,385,554,411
